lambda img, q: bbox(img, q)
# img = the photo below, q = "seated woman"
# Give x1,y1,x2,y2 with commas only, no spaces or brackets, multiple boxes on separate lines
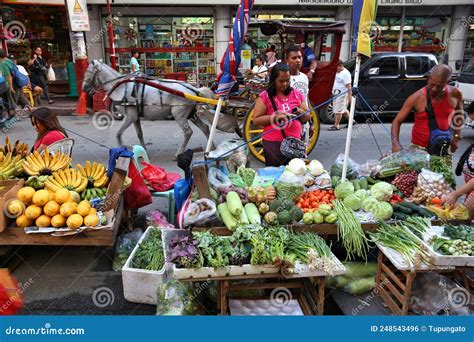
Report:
31,107,68,152
252,63,310,167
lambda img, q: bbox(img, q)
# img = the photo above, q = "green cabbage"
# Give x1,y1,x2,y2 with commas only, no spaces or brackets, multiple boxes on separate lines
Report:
343,194,361,211
371,202,393,221
361,197,378,212
370,182,394,202
354,189,368,200
334,181,355,200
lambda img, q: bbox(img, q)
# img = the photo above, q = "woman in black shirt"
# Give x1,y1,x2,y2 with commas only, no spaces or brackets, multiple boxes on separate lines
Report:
28,46,54,104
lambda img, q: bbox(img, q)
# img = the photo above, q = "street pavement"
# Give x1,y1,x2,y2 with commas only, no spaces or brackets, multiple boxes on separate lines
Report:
3,115,473,315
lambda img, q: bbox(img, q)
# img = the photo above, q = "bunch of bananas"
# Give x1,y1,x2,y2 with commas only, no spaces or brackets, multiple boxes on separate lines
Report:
81,187,107,201
44,169,88,193
76,161,108,188
25,175,49,190
0,136,29,158
0,152,24,180
23,150,71,176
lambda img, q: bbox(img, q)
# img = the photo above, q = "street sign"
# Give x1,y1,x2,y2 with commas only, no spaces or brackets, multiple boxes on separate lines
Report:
65,0,90,31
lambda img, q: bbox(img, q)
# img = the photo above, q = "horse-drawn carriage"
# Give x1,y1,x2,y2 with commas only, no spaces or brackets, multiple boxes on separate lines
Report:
83,19,346,163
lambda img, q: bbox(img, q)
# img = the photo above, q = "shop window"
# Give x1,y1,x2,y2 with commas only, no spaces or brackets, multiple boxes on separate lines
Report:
370,57,400,77
406,56,432,76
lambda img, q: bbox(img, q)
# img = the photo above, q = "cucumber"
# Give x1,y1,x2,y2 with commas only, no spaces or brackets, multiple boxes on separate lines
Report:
360,177,368,190
392,203,413,215
392,211,409,220
351,179,361,191
398,201,420,211
417,207,436,218
367,177,378,185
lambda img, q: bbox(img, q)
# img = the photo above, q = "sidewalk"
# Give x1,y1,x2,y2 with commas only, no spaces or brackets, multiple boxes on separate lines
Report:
43,94,79,116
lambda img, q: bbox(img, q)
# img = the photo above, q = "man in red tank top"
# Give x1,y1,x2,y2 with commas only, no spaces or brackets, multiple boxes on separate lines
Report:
391,65,464,154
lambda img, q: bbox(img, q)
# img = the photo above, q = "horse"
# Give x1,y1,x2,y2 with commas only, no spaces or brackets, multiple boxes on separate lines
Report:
82,60,216,159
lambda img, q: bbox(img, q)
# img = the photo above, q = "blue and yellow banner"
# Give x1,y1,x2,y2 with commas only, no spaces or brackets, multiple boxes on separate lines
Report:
352,0,378,57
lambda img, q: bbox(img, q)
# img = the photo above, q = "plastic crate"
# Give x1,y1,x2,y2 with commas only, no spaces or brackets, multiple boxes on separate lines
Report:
93,91,111,112
164,72,187,82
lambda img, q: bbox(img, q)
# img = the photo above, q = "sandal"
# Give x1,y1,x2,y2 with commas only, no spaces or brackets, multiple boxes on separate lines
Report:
328,126,340,131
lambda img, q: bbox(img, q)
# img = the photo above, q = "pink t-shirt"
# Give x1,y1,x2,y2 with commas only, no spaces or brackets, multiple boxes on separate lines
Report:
259,89,305,142
34,130,66,150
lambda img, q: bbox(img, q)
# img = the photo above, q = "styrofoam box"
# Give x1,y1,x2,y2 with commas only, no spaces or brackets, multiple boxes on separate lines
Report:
418,226,474,267
281,254,346,278
122,226,170,305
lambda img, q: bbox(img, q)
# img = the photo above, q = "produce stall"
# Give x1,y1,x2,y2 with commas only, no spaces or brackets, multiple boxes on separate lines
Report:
121,144,472,316
0,137,130,246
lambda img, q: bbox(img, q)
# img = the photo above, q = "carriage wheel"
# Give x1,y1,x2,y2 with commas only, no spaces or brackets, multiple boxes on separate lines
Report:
243,103,320,163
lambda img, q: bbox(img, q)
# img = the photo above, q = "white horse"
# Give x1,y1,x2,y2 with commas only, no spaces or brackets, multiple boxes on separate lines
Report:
82,60,215,158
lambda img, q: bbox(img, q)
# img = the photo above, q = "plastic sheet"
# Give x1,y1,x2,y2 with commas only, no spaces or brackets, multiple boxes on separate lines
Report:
112,229,143,272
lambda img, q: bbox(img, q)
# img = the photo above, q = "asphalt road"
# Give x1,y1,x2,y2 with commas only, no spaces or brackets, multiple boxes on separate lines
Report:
3,115,473,315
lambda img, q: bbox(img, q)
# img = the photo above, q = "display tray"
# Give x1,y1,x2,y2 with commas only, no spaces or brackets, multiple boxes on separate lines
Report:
172,263,280,280
281,254,346,279
122,226,170,305
375,241,454,271
414,225,474,267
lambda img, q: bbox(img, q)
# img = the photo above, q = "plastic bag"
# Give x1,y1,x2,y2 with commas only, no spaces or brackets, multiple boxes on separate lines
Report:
156,280,200,315
278,170,305,186
112,229,143,272
330,154,360,179
183,199,217,226
305,172,332,191
124,162,152,209
146,210,174,228
377,149,430,178
358,159,381,177
208,167,232,189
208,139,248,173
410,273,472,315
254,166,285,186
140,162,180,192
47,66,55,81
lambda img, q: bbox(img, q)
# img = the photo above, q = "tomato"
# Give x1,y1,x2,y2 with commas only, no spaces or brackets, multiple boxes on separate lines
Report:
310,201,317,208
296,203,302,209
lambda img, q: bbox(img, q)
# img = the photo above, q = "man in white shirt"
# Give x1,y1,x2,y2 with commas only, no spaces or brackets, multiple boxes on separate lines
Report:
286,45,311,144
328,60,353,131
251,56,268,79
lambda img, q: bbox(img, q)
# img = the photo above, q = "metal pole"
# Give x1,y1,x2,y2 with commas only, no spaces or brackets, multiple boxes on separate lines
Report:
206,96,224,152
0,16,8,54
341,55,361,181
397,7,406,53
107,0,117,70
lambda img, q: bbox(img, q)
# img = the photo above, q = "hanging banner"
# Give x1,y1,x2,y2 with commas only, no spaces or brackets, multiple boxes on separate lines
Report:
65,0,90,31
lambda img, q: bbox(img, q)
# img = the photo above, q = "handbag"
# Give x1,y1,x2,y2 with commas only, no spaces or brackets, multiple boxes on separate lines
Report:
426,86,452,157
269,93,307,159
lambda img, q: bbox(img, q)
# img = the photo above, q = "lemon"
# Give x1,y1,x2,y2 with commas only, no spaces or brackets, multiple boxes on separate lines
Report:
35,215,51,228
16,214,33,228
24,205,42,220
54,188,71,205
84,214,99,227
7,199,24,217
66,214,83,229
17,187,35,203
51,214,66,228
59,202,76,218
43,201,60,217
32,189,50,207
77,200,91,217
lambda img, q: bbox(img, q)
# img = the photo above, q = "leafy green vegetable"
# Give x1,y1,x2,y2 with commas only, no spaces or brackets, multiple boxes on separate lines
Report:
370,182,394,202
343,194,362,211
237,166,256,187
131,229,165,271
430,156,456,189
371,201,393,221
274,182,304,202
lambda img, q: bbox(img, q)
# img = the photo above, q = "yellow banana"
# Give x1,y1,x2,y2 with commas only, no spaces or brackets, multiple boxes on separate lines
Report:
26,154,41,172
93,163,105,180
58,170,68,186
76,164,87,178
22,163,39,176
76,177,88,193
86,161,92,177
94,173,108,188
67,169,73,185
91,162,98,179
49,153,59,170
33,151,45,169
74,173,83,189
43,149,50,168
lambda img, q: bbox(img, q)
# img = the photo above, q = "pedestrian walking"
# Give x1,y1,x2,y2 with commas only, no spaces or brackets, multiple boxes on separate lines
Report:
130,50,140,73
328,60,353,131
28,46,54,104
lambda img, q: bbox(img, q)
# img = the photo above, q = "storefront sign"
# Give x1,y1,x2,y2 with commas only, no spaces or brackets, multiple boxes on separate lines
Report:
66,0,90,31
240,49,252,70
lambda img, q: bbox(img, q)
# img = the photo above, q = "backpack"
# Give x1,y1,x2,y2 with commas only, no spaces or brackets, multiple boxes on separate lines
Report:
10,64,29,88
0,73,7,95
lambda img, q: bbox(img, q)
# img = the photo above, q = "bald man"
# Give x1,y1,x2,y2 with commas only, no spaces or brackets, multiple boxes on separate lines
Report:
391,64,463,155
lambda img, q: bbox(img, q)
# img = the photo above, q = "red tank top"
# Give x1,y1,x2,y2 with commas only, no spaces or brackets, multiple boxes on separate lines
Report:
411,86,455,148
